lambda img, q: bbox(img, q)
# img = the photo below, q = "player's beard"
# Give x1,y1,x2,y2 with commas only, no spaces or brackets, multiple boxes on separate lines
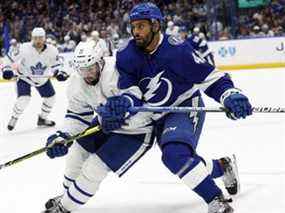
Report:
84,74,99,85
134,31,154,51
85,78,99,85
83,64,101,86
34,41,45,51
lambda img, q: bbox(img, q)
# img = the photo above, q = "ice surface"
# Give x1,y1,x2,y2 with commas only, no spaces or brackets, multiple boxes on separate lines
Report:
0,68,284,213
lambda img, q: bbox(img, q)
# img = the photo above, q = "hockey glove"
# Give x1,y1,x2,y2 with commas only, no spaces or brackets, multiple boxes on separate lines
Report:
2,69,14,80
223,92,252,120
96,96,132,133
46,131,72,158
54,71,69,81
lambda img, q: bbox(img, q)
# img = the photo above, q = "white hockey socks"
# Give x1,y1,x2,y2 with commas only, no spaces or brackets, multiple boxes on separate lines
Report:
11,96,31,118
40,95,55,119
61,154,110,211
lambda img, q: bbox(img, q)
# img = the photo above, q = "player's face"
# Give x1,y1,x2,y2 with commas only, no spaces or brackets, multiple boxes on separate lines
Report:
32,36,45,49
131,20,153,48
78,63,100,85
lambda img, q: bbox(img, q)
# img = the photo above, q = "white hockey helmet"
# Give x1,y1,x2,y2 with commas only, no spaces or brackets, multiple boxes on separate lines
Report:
193,27,200,34
31,27,46,37
73,40,105,85
91,30,100,39
167,21,174,28
64,35,70,42
10,38,17,45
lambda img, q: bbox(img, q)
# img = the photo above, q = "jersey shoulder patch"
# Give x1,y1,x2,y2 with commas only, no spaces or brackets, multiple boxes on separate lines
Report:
168,35,184,46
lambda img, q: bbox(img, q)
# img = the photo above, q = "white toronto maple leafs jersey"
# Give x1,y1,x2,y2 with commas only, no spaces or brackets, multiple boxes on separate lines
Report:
62,57,153,136
2,42,61,86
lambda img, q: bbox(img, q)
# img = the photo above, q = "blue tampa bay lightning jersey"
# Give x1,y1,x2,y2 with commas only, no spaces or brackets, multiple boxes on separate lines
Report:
186,35,215,66
116,34,234,113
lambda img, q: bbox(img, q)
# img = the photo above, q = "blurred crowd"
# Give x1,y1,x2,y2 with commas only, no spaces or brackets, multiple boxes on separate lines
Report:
0,0,284,55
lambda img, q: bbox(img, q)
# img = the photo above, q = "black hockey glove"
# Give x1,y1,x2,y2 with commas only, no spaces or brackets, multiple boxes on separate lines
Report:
54,71,69,81
2,69,14,80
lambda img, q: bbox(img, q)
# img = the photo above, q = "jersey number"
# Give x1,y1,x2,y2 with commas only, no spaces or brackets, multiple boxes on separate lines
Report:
192,51,206,64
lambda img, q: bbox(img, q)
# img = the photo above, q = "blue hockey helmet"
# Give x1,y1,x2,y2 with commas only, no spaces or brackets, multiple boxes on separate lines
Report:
129,2,163,22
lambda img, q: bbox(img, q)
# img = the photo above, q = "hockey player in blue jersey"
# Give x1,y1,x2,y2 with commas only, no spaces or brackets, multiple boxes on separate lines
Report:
97,2,252,213
179,26,215,66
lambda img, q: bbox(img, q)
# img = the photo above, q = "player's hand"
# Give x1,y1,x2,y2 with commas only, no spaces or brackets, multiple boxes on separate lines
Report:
223,93,252,120
96,96,132,133
46,131,72,158
54,71,69,81
2,69,14,80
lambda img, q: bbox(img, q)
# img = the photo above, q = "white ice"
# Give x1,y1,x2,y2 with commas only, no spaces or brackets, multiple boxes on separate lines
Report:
0,68,284,213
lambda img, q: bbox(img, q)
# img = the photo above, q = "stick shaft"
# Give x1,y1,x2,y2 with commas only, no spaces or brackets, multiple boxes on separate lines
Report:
129,106,285,113
0,126,101,170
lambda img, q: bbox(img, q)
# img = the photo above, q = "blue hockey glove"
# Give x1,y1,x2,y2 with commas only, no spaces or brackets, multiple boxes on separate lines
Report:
96,96,132,133
105,95,132,117
46,131,72,158
223,92,253,120
2,69,14,80
54,71,69,81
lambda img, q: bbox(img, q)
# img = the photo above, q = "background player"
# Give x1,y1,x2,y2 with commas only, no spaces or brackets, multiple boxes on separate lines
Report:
1,27,69,130
179,26,215,66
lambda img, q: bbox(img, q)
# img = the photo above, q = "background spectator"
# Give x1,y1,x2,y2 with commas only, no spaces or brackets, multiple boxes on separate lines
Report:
0,0,284,56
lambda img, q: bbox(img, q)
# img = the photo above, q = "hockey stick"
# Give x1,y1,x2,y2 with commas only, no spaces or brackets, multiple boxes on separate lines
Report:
0,125,101,170
129,106,285,113
14,74,55,78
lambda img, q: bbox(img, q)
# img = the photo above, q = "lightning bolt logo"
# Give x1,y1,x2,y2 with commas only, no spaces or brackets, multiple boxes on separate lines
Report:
140,71,173,106
144,71,164,101
189,97,200,132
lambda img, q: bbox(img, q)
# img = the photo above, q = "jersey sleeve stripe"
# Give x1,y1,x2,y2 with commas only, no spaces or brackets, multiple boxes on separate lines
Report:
51,64,61,68
67,109,94,116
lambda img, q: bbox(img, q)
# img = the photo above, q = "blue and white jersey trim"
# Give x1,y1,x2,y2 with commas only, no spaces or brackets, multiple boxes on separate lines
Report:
65,110,93,126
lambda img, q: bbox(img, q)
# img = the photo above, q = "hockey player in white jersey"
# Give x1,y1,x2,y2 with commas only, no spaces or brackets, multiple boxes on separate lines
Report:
1,27,69,130
6,38,21,62
42,40,154,213
42,40,240,213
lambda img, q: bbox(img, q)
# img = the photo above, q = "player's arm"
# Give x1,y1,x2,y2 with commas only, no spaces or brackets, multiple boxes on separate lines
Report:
50,48,69,81
116,60,143,108
187,36,215,66
45,79,95,158
95,54,143,133
1,45,23,80
182,45,252,120
198,40,215,66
